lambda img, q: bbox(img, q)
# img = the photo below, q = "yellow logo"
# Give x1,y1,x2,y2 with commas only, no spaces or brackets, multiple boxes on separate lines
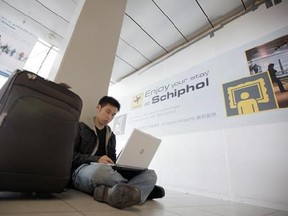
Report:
131,92,144,109
223,72,278,116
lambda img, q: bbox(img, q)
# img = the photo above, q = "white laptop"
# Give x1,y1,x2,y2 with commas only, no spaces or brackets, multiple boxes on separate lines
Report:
112,128,161,171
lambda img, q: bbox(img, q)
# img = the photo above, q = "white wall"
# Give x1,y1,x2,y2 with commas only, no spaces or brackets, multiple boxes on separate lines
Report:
109,2,288,211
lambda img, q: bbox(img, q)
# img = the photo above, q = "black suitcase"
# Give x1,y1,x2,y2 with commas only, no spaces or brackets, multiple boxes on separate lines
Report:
0,70,82,193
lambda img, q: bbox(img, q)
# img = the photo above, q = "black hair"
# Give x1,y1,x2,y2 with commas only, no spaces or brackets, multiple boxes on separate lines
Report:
98,96,121,111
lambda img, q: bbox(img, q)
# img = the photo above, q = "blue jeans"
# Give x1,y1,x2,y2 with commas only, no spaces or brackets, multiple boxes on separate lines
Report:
72,163,157,203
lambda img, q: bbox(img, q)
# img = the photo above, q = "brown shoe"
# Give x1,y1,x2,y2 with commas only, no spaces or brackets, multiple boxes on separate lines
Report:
93,184,141,209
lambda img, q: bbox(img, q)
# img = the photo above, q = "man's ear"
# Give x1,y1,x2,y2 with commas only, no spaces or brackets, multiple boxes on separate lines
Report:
96,104,101,111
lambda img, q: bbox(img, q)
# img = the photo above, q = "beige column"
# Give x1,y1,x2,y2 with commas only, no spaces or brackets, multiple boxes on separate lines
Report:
54,0,127,121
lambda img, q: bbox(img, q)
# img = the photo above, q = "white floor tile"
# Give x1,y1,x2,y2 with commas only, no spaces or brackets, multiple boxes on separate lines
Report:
0,189,287,216
197,204,278,216
268,211,288,216
167,207,224,216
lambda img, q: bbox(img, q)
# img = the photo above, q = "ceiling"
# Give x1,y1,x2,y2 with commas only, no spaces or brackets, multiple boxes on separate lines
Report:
0,0,269,85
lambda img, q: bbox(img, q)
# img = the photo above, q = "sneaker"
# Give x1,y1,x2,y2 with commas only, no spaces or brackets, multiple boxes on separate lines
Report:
93,184,141,209
147,185,165,200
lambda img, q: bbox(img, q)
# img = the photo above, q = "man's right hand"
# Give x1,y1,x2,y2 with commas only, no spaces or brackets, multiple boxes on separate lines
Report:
98,155,114,164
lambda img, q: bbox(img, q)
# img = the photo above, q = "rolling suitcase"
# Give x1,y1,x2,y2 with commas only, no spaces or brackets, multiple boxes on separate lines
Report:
0,70,82,193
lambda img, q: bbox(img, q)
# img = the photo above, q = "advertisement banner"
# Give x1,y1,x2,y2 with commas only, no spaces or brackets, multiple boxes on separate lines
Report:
0,15,37,77
112,30,288,139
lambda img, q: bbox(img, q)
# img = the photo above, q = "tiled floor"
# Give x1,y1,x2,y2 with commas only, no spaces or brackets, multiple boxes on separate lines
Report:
0,189,287,216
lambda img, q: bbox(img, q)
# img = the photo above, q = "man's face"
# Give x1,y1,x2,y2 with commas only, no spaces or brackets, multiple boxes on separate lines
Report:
96,104,118,126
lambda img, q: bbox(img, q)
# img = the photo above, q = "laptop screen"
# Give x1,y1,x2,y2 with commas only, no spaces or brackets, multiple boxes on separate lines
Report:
116,128,161,170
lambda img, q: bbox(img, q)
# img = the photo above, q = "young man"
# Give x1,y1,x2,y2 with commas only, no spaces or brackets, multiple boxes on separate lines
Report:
71,96,164,209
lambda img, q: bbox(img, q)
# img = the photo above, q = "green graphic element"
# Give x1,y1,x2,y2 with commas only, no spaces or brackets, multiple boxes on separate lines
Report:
113,114,127,135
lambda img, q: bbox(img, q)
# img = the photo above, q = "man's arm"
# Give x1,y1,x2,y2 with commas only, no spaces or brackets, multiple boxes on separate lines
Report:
71,123,100,171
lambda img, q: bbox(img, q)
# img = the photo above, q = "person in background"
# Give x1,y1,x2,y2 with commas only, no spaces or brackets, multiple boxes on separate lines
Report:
267,63,286,93
71,96,165,209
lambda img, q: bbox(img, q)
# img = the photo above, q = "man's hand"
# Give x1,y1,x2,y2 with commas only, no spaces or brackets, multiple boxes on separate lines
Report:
98,155,114,164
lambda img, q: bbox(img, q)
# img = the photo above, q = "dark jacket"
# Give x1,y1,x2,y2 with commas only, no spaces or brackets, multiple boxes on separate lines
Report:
268,63,277,81
71,117,117,172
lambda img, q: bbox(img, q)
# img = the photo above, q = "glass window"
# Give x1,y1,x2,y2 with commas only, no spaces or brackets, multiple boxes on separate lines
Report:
0,75,8,88
24,38,58,79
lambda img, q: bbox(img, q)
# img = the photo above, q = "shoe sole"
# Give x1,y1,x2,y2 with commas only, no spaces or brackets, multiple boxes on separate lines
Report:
107,184,141,209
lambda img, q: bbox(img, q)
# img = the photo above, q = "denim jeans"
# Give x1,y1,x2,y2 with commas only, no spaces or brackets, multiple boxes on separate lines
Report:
72,163,157,203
